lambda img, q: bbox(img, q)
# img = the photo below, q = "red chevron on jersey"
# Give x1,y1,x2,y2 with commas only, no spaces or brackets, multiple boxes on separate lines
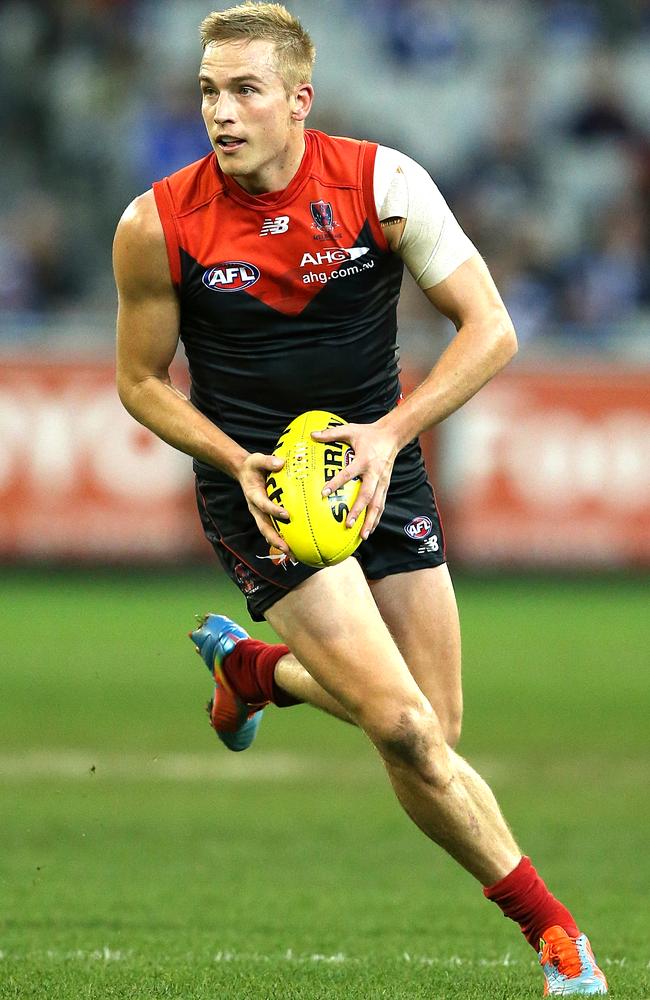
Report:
152,129,387,316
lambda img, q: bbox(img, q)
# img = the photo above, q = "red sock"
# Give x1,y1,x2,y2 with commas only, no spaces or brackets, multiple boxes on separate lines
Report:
484,856,580,949
221,639,301,707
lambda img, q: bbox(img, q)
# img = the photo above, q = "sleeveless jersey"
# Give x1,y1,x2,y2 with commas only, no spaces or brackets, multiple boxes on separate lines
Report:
152,129,404,470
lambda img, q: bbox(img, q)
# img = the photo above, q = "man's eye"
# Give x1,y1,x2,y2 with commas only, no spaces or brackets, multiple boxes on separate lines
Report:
240,86,255,95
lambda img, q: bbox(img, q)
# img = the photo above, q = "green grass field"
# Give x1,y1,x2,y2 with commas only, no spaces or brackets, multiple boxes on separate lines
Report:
1,569,648,999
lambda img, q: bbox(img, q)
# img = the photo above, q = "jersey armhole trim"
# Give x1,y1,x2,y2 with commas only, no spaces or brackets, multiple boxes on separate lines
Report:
361,142,389,251
152,179,182,288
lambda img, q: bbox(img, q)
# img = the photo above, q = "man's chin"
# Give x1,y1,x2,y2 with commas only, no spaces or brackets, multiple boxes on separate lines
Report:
216,157,235,174
214,147,249,173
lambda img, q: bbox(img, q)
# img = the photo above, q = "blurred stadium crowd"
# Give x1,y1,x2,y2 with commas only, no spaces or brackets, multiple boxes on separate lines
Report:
1,0,649,350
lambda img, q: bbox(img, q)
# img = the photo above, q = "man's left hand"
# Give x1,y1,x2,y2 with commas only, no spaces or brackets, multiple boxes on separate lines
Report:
311,420,399,540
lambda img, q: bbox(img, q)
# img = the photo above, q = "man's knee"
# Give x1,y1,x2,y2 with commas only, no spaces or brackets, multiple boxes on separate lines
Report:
362,701,453,788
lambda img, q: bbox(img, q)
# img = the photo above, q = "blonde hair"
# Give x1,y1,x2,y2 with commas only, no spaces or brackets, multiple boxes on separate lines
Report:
200,2,316,92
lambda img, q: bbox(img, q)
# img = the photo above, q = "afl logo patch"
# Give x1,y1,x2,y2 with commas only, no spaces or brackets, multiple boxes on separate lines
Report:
202,261,260,292
404,515,433,540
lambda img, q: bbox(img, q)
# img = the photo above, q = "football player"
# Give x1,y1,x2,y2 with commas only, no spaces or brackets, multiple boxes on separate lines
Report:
114,4,607,994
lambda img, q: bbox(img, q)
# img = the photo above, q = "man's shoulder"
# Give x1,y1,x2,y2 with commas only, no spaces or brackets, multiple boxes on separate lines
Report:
309,133,425,185
152,151,222,216
113,189,172,294
308,129,376,181
115,189,165,259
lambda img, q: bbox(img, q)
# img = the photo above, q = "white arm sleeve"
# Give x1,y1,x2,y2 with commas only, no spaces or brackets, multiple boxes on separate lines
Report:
374,145,476,289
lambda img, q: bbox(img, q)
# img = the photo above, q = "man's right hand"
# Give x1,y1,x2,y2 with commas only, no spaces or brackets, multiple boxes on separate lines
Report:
237,453,292,554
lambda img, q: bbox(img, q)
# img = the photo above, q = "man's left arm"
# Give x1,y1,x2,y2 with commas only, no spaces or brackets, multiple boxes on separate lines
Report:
313,155,517,537
385,249,517,446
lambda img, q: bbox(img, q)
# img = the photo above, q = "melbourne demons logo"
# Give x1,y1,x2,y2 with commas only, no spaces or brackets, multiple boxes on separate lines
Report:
202,261,260,292
404,515,433,540
234,562,260,595
310,200,337,232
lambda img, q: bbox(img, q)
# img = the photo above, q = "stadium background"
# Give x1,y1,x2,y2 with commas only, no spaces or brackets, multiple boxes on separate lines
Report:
1,2,649,998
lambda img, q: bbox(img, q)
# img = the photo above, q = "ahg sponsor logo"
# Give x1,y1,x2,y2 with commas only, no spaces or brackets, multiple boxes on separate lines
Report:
300,247,369,268
202,262,260,292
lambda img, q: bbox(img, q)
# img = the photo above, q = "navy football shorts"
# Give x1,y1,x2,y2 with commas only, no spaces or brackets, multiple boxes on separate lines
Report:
195,438,446,622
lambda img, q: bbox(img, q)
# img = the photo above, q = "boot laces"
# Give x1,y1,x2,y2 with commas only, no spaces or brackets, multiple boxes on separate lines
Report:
540,933,583,980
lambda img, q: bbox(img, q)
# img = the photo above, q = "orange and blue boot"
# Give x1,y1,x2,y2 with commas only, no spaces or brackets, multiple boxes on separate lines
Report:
189,613,267,752
539,926,608,995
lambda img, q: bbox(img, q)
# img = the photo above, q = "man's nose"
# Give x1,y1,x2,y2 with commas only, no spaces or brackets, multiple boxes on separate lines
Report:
213,92,236,124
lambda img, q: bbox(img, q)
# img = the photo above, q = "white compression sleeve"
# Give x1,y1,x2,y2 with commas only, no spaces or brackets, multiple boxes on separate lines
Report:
374,145,476,289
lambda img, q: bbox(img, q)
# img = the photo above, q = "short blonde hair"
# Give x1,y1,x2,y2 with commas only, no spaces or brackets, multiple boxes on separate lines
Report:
200,2,316,91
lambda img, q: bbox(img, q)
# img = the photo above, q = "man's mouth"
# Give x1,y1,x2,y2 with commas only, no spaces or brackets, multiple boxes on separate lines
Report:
216,135,246,152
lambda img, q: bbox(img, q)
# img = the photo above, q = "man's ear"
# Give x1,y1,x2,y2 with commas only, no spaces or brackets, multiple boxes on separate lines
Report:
290,83,314,122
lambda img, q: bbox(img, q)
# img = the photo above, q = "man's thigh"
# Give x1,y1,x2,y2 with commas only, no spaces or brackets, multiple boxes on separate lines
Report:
264,557,428,724
369,565,462,745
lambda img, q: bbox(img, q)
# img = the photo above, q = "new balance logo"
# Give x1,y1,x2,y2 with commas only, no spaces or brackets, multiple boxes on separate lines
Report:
259,215,290,236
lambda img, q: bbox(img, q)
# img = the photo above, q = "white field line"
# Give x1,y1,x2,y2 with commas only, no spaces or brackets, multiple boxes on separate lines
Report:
0,947,640,968
0,750,646,784
0,749,381,783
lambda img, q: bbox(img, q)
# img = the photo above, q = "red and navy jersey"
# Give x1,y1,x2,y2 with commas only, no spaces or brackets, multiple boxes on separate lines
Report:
152,129,404,467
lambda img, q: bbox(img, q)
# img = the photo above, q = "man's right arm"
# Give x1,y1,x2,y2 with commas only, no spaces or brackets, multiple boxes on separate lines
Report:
113,190,249,478
113,191,291,550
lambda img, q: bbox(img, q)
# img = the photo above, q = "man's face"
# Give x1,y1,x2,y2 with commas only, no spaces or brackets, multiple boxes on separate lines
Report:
199,39,303,190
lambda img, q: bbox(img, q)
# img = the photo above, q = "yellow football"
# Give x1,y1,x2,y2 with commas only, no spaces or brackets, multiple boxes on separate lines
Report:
266,410,366,568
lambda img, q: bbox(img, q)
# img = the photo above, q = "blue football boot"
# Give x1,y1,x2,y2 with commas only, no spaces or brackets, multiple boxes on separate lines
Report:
189,614,266,752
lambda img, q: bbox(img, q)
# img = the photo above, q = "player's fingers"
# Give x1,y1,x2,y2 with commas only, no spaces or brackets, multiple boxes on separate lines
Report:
311,424,352,444
345,478,378,528
322,461,361,497
360,500,385,539
347,498,371,528
359,473,390,536
265,530,291,555
249,452,285,472
246,458,290,518
251,510,291,554
346,481,375,525
250,489,291,522
264,501,291,521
